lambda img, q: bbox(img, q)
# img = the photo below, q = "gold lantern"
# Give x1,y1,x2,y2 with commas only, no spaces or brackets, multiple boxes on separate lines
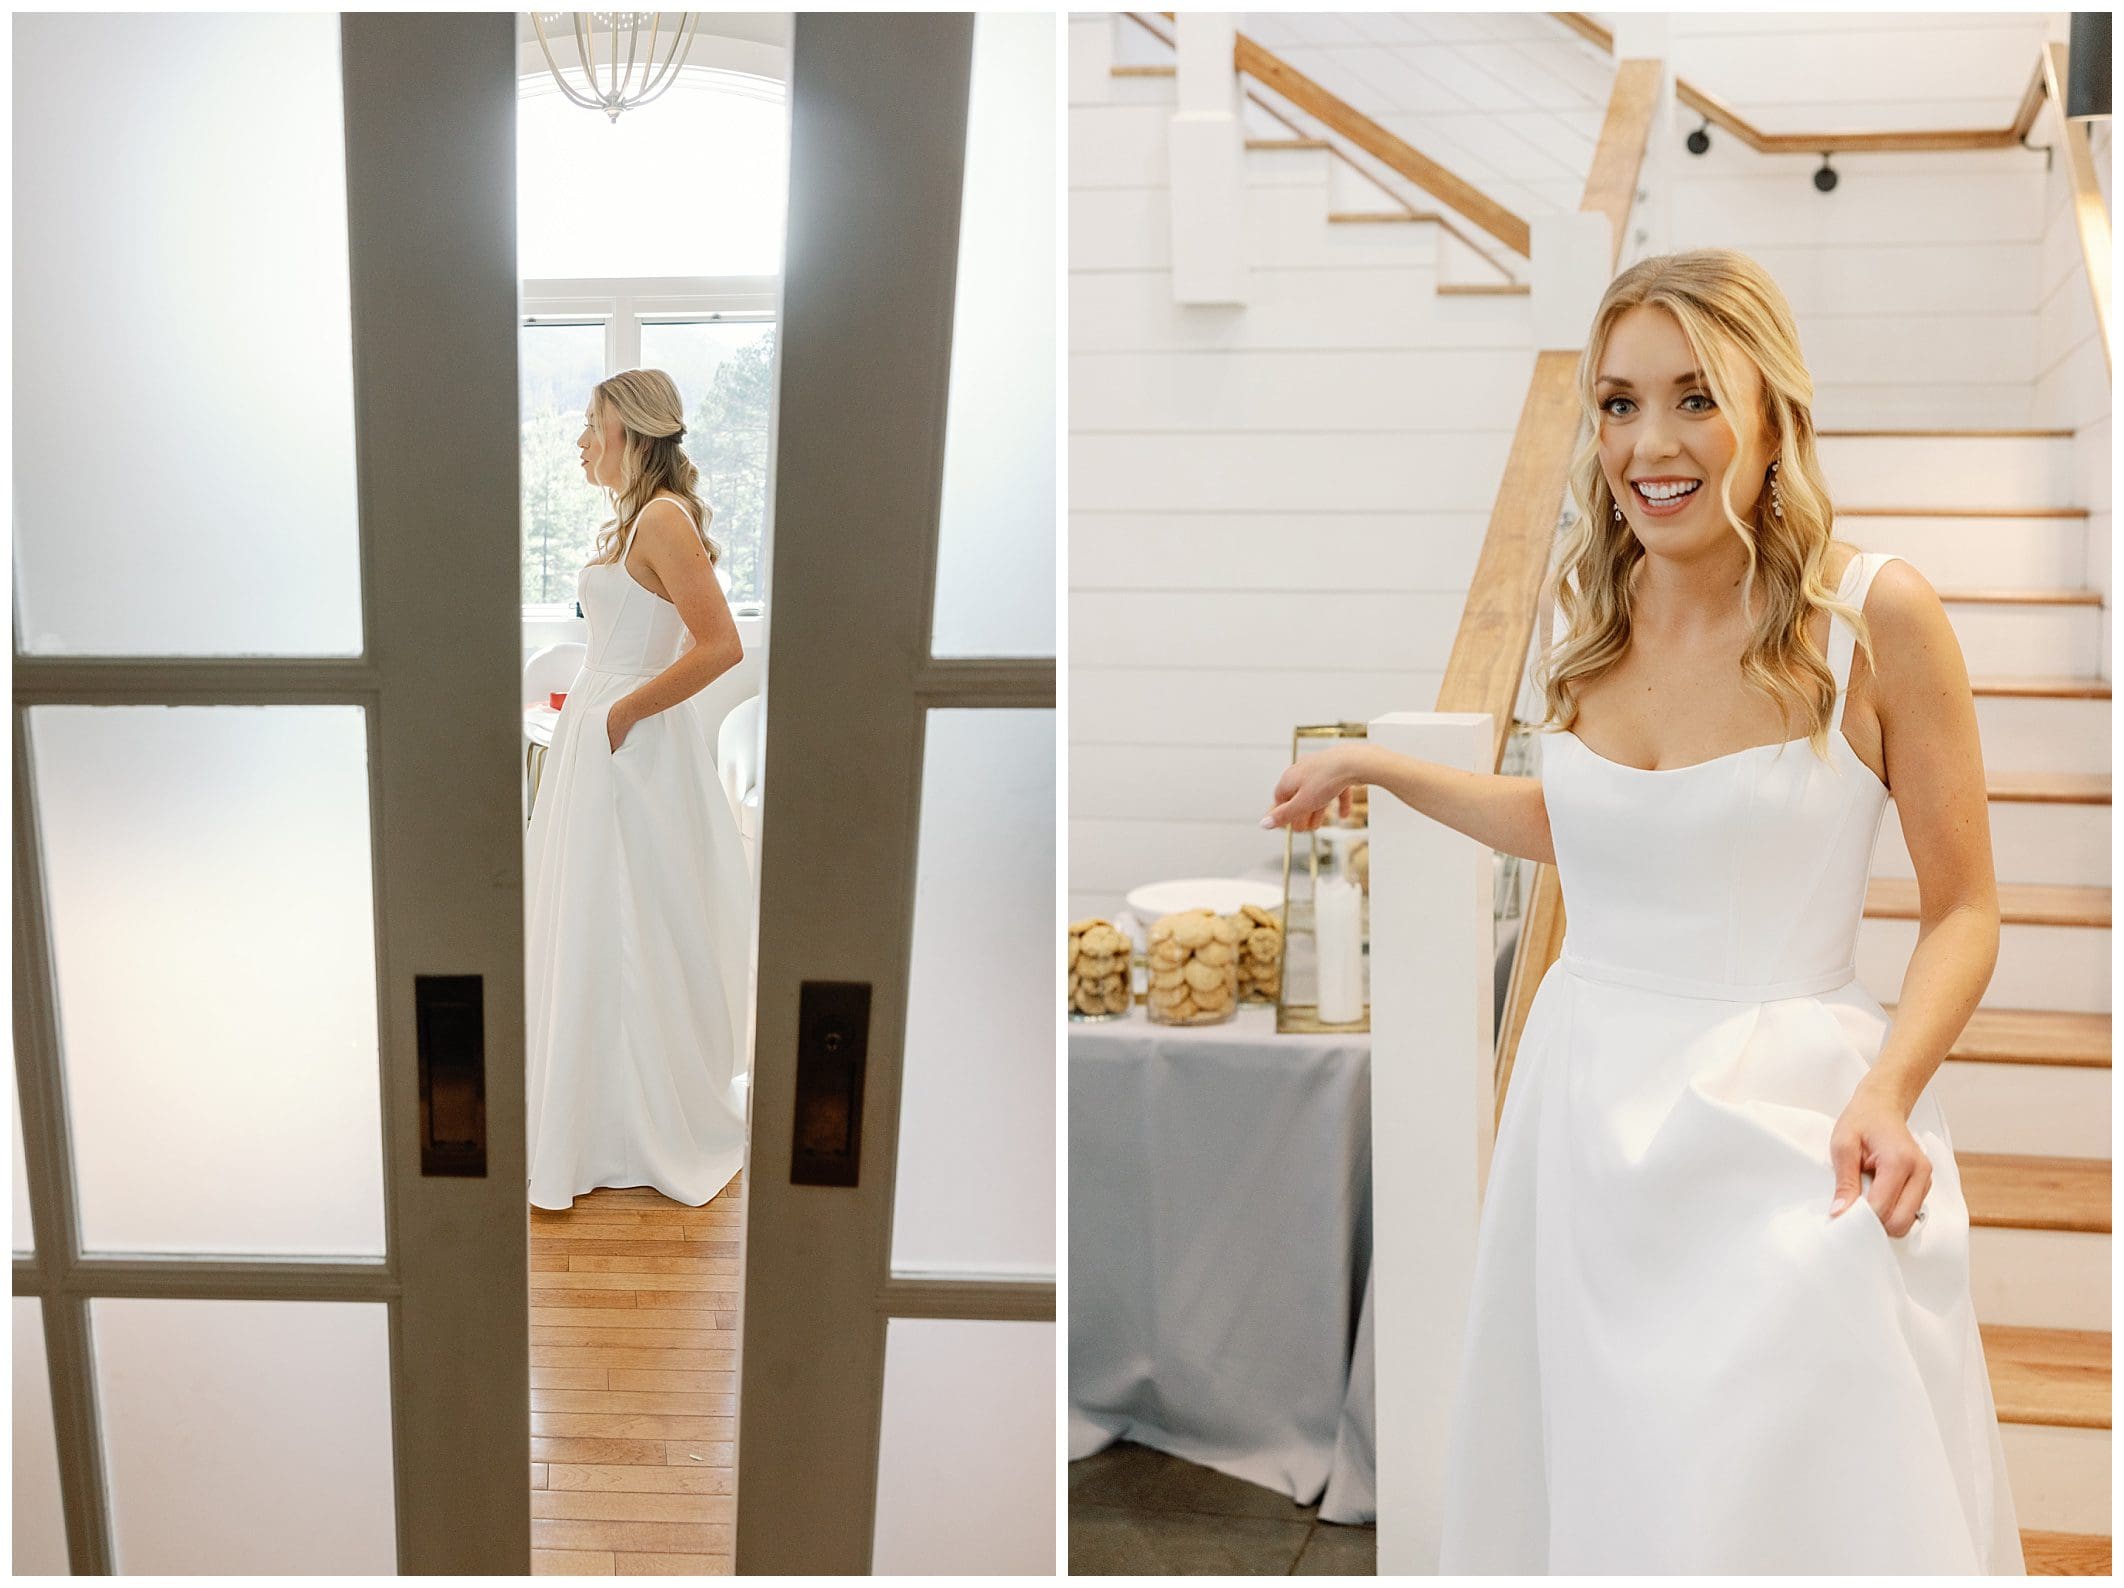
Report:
1276,722,1371,1034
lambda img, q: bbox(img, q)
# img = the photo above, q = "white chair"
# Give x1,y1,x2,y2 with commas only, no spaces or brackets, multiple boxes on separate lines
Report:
523,641,586,706
521,642,586,818
716,692,764,871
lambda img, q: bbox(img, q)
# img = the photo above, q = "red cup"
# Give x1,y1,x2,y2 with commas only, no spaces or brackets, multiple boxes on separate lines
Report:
548,691,567,710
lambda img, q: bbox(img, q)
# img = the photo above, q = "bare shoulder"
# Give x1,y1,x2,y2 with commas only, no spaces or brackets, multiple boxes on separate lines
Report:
636,495,705,549
1858,557,1964,691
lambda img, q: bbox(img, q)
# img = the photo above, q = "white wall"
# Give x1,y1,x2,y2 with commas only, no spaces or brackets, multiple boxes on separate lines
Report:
1069,11,2107,918
1070,14,1534,921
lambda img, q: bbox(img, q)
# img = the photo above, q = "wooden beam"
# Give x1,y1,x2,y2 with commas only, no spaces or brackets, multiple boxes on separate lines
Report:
1582,59,1662,254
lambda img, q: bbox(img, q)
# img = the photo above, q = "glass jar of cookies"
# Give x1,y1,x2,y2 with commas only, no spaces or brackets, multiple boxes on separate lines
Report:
1067,917,1133,1021
1232,903,1285,1005
1143,908,1240,1026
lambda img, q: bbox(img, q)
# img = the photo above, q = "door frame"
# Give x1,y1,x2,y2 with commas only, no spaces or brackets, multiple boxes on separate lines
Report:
12,15,530,1572
732,14,1056,1573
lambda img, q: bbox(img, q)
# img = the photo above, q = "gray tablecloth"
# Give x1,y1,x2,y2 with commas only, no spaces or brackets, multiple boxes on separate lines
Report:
1068,1006,1377,1522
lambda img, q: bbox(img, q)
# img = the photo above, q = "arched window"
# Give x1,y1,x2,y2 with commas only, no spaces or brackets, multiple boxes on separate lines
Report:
517,54,787,613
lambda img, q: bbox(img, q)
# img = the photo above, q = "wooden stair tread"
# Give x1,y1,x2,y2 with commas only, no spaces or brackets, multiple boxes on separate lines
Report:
1865,879,2109,928
1970,675,2109,699
1982,1325,2110,1429
1110,63,1176,78
1986,771,2111,804
2023,1530,2111,1574
1940,587,2103,606
1246,136,1330,150
1960,1153,2110,1233
1885,1006,2111,1068
1438,282,1530,295
1837,505,2091,519
1326,209,1435,223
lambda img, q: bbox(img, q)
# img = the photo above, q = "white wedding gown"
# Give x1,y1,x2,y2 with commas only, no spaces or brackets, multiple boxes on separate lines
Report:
524,499,753,1211
1439,552,2023,1573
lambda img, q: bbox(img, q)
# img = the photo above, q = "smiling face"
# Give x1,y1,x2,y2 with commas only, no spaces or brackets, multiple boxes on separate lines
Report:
575,397,628,491
1595,303,1776,557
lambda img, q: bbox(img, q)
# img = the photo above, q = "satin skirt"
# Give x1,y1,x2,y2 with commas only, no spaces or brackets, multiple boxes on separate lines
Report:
524,667,753,1210
1438,959,2024,1574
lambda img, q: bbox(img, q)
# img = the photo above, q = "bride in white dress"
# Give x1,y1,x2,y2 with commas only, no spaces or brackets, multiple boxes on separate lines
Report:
525,367,755,1211
1267,250,2020,1572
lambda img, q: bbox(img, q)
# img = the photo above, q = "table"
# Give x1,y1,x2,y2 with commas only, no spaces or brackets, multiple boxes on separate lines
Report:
1068,1004,1378,1522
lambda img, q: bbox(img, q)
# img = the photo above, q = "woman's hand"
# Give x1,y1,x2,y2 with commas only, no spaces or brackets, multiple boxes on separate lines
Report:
1828,1077,1932,1236
1263,746,1365,832
606,703,637,755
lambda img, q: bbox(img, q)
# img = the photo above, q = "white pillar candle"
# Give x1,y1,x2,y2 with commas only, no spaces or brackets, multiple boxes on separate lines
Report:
1315,872,1365,1024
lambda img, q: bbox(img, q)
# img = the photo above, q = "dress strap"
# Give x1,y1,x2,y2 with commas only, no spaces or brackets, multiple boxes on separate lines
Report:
1828,551,1900,731
621,496,697,562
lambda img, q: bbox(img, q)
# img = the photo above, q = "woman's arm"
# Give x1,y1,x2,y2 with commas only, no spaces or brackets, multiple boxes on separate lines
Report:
1262,742,1554,864
1829,559,1998,1235
609,503,745,750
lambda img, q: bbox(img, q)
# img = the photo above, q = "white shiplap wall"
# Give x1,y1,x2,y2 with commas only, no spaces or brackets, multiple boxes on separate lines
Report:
1070,11,2103,918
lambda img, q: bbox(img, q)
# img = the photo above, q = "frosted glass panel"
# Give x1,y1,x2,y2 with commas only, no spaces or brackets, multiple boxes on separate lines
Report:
891,711,1054,1276
32,707,385,1255
929,14,1057,659
13,14,362,657
13,1051,32,1254
14,1300,68,1573
94,1299,395,1573
871,1319,1054,1574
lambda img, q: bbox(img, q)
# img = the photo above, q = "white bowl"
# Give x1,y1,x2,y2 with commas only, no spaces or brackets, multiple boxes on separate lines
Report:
1126,877,1284,925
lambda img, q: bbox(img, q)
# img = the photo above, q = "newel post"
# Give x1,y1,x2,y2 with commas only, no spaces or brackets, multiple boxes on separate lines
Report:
1169,14,1248,304
1366,710,1497,1573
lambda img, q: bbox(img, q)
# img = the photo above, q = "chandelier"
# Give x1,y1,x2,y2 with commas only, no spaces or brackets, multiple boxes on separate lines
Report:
531,12,702,123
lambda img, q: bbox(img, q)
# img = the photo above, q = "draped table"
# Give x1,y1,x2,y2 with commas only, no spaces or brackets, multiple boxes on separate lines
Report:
1068,1003,1378,1522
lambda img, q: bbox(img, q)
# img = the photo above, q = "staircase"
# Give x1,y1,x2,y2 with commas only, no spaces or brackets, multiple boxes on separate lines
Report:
1081,13,2111,1565
1832,429,2111,1566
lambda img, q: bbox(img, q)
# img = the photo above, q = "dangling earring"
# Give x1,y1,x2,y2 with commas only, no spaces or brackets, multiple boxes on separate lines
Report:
1612,503,1624,524
1768,460,1784,519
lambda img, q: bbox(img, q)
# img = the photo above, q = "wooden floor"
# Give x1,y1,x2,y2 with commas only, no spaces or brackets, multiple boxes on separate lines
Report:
527,1174,745,1576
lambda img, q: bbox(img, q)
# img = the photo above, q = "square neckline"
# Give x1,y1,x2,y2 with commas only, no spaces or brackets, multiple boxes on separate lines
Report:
1554,552,1888,794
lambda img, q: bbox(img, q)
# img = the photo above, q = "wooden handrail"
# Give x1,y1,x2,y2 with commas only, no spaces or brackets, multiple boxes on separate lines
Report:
2042,41,2113,375
1233,33,1532,256
1123,12,1531,270
1433,60,1661,770
1433,59,1658,1112
1554,13,2050,155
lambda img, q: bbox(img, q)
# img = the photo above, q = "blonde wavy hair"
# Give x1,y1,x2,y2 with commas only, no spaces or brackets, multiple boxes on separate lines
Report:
1538,249,1869,753
586,367,720,567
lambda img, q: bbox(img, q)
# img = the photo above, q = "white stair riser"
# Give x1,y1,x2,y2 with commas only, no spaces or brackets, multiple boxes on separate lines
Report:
1874,800,2109,888
1818,435,2077,508
1840,514,2086,591
1105,74,1179,107
1943,602,2101,677
1936,1061,2111,1158
1859,921,2110,1013
1969,1229,2109,1331
1974,696,2111,775
1999,1423,2111,1537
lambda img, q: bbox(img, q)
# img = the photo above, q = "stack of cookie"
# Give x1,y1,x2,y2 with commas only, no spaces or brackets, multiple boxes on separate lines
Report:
1145,908,1240,1025
1231,903,1284,1002
1068,918,1132,1019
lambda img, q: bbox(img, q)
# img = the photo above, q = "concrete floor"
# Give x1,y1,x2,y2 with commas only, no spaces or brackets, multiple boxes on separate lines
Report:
1069,1442,1376,1575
